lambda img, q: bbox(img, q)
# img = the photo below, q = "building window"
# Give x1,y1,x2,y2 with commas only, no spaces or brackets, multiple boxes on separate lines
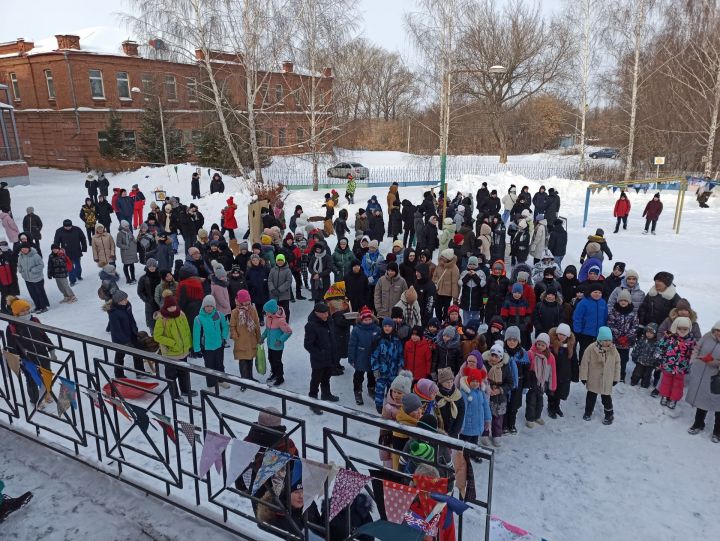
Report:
116,72,131,100
9,73,20,100
187,78,198,102
89,69,105,99
275,84,283,103
44,69,56,99
164,75,177,100
123,131,137,154
141,74,152,100
278,128,286,146
265,131,273,147
296,127,304,143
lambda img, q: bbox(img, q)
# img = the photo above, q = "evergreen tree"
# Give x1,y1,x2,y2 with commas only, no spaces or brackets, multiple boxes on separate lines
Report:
99,111,128,160
137,101,188,164
196,113,271,175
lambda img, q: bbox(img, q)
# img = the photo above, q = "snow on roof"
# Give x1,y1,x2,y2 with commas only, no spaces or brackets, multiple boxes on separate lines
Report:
22,26,134,57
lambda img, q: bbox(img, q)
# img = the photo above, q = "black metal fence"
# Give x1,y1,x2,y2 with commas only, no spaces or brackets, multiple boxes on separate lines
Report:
0,314,494,540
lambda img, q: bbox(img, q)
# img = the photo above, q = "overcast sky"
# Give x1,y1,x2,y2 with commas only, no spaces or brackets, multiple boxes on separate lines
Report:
2,0,565,59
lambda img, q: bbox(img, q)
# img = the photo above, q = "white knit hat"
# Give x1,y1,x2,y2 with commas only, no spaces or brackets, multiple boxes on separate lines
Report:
556,323,571,337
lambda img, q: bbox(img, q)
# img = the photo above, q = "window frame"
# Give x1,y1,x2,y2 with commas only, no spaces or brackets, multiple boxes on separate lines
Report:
275,84,283,103
278,127,286,147
265,131,273,148
116,71,131,100
164,74,177,101
44,69,56,100
186,77,198,102
89,69,106,99
296,127,304,143
9,72,20,101
141,74,152,101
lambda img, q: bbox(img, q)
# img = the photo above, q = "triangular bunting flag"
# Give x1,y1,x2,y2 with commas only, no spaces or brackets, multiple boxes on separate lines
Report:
178,421,199,446
356,520,424,541
21,360,43,391
225,439,260,487
126,403,153,433
329,469,371,520
301,457,334,512
430,492,471,529
251,449,292,495
198,430,231,477
383,480,419,524
151,412,177,443
56,377,77,416
39,367,54,399
2,350,21,376
402,511,429,533
84,388,100,407
103,395,131,421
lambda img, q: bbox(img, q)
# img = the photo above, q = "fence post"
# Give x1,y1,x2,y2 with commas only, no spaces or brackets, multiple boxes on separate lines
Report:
582,187,591,228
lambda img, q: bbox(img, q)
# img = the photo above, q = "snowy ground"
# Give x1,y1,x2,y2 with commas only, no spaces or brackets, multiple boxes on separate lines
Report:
1,159,718,541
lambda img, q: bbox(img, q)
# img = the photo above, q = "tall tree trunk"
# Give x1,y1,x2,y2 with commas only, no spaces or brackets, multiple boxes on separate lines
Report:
491,112,508,164
705,61,720,177
579,0,591,180
246,74,264,184
624,0,646,182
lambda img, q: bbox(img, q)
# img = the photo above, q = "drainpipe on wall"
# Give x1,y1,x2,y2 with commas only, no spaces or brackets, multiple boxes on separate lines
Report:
63,51,80,134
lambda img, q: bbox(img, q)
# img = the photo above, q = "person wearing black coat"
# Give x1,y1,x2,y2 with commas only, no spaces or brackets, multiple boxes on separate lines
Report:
191,172,201,200
485,264,511,322
401,199,416,246
0,182,12,214
308,242,333,301
532,186,548,218
398,248,417,288
544,188,561,224
304,304,340,403
480,190,501,221
5,310,55,404
22,207,43,246
367,210,385,242
637,271,680,326
97,173,110,197
416,216,439,259
413,262,437,326
137,259,161,330
533,288,562,334
558,265,579,305
106,292,144,378
547,219,567,266
476,182,490,214
53,219,87,285
85,174,99,204
602,262,625,301
210,173,225,194
489,216,506,263
178,206,201,250
344,262,370,311
95,195,114,233
418,191,436,219
517,186,532,210
387,201,403,241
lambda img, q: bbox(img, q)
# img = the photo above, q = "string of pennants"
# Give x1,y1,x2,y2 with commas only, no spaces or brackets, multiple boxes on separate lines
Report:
589,175,717,195
2,352,473,535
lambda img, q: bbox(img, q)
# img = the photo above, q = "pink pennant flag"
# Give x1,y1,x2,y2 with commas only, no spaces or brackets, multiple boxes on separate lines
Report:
198,430,231,477
329,469,371,521
382,480,419,524
225,439,260,487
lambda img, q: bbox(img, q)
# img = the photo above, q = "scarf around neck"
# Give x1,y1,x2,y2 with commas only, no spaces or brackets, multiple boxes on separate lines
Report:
436,387,461,419
236,305,256,332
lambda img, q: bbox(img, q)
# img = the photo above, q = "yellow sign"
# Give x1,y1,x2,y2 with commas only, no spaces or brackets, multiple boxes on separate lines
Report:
654,156,666,165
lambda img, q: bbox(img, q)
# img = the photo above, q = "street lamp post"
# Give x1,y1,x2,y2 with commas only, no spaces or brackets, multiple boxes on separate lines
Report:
131,87,169,165
439,65,507,220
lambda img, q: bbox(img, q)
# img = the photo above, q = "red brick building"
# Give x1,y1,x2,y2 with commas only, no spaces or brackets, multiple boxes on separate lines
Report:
0,34,333,170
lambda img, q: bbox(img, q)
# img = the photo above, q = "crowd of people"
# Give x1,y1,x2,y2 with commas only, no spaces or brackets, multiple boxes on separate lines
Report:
1,171,719,533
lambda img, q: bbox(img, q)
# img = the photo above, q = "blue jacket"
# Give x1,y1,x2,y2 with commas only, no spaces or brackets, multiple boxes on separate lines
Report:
361,251,384,285
461,386,492,436
108,302,138,345
117,196,134,220
348,321,380,371
573,296,608,336
153,242,174,271
370,333,404,377
193,307,229,352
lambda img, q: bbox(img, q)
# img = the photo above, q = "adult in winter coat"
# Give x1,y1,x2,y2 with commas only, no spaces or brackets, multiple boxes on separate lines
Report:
413,263,436,326
229,289,261,382
154,295,196,397
22,207,42,246
268,254,293,317
573,282,608,361
344,261,370,311
510,221,531,265
613,192,631,233
386,184,400,215
210,173,225,194
547,219,567,266
79,199,97,244
0,241,20,313
477,223,492,263
91,223,116,268
387,201,403,241
116,189,134,226
501,186,517,223
245,255,270,323
398,248,417,287
332,238,354,281
106,291,144,378
485,260,511,322
544,188,561,224
129,184,146,229
416,215,439,259
97,174,109,198
475,183,490,215
354,209,369,235
221,197,238,240
308,242,332,302
548,324,575,418
137,258,161,330
374,263,408,319
638,271,680,326
685,321,720,441
401,200,416,246
53,219,87,285
95,195,114,233
642,193,663,234
529,215,548,262
489,216,506,263
459,256,485,322
580,327,620,424
532,186,548,218
0,211,19,244
116,220,138,284
85,174,99,204
304,303,340,403
580,229,613,263
333,208,350,239
439,218,456,253
432,249,460,320
367,209,385,242
191,172,201,200
0,182,11,214
348,307,381,403
17,245,49,312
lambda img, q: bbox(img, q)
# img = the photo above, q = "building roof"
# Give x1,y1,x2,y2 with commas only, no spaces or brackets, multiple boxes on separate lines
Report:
0,26,132,58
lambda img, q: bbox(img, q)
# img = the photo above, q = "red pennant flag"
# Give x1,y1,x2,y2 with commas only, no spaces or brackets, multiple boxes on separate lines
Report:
329,469,371,520
383,480,419,524
151,412,177,443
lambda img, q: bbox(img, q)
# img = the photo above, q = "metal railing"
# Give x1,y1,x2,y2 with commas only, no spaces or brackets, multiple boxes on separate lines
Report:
0,314,494,540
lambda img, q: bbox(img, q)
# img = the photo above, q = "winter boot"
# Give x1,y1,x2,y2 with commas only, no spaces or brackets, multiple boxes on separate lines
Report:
509,426,518,434
525,421,535,428
273,377,285,386
556,406,564,418
602,408,614,425
321,393,340,403
309,395,323,415
535,417,545,426
642,230,648,235
0,492,33,522
267,373,277,383
491,437,502,447
354,391,364,406
368,386,376,398
667,400,677,409
651,231,656,235
660,396,669,407
548,408,557,420
480,436,492,447
583,413,592,421
713,433,720,443
687,424,705,435
650,388,660,398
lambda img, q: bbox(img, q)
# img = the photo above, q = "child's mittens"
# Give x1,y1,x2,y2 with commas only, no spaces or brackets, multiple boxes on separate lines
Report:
618,336,629,347
701,352,714,363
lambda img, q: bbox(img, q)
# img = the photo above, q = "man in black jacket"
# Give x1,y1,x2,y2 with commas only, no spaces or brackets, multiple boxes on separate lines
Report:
22,207,43,248
53,219,87,285
304,303,339,411
414,262,437,326
476,182,490,214
136,258,161,330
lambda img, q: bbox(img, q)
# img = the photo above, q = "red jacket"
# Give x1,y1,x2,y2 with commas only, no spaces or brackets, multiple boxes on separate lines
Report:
642,199,663,220
403,338,432,381
130,189,146,211
222,197,238,229
507,283,536,314
111,188,121,212
613,198,631,217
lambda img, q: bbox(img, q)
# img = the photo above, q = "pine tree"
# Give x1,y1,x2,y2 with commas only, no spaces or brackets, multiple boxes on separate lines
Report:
196,113,271,175
137,101,188,164
99,111,127,160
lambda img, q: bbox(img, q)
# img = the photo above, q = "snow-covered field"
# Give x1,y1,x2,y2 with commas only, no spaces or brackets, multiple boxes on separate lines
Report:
1,156,718,541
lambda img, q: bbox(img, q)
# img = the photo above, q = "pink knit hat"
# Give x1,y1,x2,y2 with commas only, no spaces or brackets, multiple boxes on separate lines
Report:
236,289,251,304
413,378,439,402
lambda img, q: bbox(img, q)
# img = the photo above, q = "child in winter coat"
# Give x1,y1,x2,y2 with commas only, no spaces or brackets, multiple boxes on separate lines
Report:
47,244,76,303
404,325,432,382
656,317,697,408
436,367,465,440
192,295,229,390
431,325,462,379
210,264,232,318
379,370,412,467
630,323,659,388
261,299,292,386
460,320,487,360
391,392,424,470
501,283,532,347
348,307,381,405
370,318,404,413
503,326,529,433
526,333,557,427
607,289,639,382
533,286,562,335
333,208,350,239
580,326,621,424
459,367,492,446
548,323,575,418
459,255,486,323
482,343,514,446
424,317,441,348
394,287,422,329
